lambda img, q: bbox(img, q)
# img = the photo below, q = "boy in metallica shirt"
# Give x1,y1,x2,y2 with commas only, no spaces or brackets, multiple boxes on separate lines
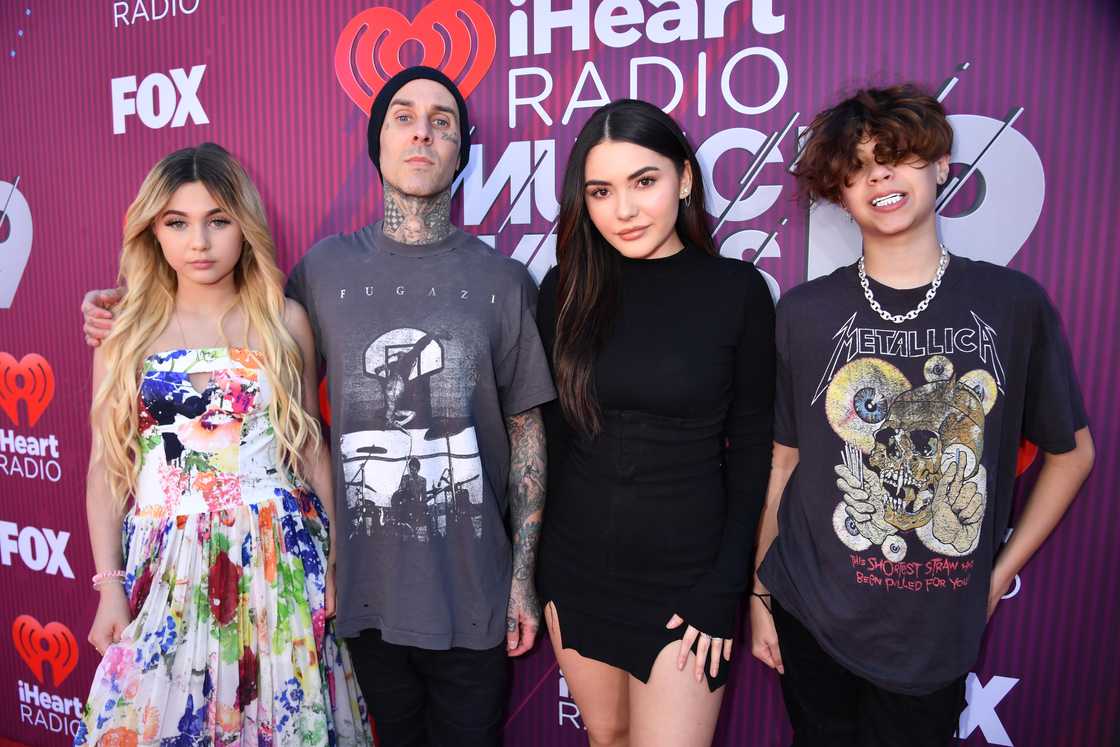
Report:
750,85,1094,746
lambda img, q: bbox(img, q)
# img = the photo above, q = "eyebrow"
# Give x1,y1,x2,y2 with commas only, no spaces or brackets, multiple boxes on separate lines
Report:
584,165,661,187
162,208,226,217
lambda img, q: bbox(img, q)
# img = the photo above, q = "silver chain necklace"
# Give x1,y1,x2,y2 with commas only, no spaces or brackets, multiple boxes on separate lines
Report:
858,244,949,324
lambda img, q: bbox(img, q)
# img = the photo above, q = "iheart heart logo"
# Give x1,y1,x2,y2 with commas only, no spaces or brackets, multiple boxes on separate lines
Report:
12,615,78,687
334,0,496,114
0,352,55,427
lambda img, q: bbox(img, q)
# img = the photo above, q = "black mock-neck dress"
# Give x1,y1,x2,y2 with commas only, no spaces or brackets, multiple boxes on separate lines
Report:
535,245,775,689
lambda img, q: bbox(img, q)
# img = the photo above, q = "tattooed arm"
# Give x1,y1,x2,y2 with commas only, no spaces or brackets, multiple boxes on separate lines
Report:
505,406,546,657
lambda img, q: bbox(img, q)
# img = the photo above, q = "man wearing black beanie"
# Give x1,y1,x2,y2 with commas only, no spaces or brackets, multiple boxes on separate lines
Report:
288,68,554,746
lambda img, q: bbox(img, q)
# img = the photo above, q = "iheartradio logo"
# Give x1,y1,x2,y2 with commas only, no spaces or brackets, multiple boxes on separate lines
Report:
334,0,497,115
12,615,78,687
0,353,54,427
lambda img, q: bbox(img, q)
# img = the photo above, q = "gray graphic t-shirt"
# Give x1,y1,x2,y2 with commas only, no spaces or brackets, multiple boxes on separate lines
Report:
287,222,556,649
758,256,1087,694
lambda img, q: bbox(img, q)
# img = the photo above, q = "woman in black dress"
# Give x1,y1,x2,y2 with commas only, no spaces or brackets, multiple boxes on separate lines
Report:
536,99,775,745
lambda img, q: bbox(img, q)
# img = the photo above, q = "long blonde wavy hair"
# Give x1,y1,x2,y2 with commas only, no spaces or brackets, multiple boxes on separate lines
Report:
92,143,320,507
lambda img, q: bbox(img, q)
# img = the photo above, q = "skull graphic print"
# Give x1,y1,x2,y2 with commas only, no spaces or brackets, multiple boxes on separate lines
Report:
825,355,999,560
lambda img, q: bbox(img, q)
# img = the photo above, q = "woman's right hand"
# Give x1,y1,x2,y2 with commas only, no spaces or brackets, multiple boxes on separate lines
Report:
87,585,132,657
749,594,784,674
81,287,124,347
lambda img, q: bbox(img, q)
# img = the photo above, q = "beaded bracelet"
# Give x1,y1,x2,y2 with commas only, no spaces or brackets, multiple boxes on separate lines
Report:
92,570,126,589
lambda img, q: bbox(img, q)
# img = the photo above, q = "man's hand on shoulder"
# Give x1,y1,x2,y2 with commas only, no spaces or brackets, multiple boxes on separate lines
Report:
82,287,124,347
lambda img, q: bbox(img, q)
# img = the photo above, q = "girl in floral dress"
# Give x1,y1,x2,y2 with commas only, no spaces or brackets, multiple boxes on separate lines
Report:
77,143,373,746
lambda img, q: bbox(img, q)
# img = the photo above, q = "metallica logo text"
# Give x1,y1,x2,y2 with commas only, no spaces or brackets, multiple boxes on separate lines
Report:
812,312,1007,405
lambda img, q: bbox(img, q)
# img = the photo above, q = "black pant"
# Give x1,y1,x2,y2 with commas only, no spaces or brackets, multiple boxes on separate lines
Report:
771,600,966,747
346,628,509,747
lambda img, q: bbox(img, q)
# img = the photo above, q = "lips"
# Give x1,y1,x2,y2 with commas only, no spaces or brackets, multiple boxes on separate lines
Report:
188,260,215,269
617,225,650,240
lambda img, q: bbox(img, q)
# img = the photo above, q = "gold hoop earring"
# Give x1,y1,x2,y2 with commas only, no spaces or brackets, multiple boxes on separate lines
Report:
681,192,691,208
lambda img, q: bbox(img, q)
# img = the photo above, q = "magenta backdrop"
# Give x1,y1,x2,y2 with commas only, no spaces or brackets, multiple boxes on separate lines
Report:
1,1,1117,745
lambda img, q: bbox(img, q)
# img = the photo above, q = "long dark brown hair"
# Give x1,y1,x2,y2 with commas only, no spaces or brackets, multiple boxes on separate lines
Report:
553,99,717,436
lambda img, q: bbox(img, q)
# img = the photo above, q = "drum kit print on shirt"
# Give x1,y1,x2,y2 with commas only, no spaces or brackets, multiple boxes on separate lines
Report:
340,326,485,544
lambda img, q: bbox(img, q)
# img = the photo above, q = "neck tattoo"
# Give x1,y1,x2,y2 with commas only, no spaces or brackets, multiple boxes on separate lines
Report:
382,185,453,245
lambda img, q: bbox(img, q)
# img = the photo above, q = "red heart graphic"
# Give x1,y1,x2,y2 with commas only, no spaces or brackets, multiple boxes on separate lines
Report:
319,376,331,427
0,352,55,427
334,0,497,114
12,614,79,687
1015,437,1038,477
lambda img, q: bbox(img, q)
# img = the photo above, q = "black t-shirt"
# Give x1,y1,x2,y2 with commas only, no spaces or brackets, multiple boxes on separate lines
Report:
759,255,1087,694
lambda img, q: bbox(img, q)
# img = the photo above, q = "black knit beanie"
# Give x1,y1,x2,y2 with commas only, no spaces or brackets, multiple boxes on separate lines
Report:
367,66,471,179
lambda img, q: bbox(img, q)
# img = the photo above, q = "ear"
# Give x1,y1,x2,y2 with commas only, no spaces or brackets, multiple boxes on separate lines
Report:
679,160,694,198
934,153,951,186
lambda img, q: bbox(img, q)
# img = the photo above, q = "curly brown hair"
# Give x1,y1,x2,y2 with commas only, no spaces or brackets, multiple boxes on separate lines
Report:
793,84,953,204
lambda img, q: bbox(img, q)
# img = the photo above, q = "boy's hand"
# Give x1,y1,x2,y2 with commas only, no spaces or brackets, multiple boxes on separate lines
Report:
82,287,124,346
986,566,1014,621
749,595,783,674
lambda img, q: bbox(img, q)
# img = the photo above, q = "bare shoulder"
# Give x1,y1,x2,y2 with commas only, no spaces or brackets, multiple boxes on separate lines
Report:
282,298,314,347
282,297,310,326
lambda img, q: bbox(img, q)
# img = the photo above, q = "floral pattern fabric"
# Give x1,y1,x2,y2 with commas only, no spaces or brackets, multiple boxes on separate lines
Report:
77,348,373,746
